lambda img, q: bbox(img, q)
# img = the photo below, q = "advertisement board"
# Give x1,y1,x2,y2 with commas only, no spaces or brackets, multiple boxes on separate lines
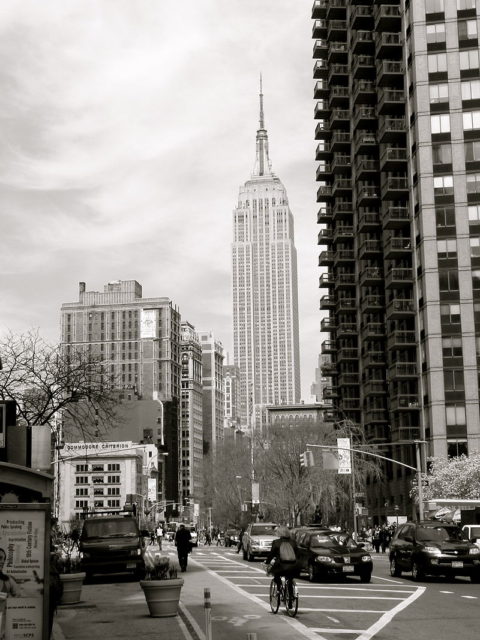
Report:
337,437,352,475
140,309,157,339
0,504,49,640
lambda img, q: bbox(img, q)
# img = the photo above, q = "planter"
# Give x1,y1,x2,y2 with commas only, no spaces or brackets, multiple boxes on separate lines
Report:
59,572,86,605
140,578,184,617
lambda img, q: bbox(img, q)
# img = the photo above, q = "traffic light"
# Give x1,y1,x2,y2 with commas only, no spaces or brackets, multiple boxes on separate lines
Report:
300,451,314,468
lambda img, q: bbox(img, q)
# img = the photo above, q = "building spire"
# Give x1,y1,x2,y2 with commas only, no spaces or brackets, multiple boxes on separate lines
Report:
253,74,273,178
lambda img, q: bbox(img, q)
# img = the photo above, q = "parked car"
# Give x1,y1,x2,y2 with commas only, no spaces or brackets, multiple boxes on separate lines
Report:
389,521,480,582
187,525,198,547
462,524,480,549
224,529,240,547
295,528,373,583
242,522,279,561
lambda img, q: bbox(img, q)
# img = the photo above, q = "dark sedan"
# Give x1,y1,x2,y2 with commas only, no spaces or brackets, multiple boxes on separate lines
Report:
295,528,373,583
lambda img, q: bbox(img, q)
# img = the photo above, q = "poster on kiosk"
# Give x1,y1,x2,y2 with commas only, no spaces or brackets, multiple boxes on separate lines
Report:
0,504,49,640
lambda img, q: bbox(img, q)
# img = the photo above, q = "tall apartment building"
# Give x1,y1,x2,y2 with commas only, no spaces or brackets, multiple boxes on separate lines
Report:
180,322,204,518
313,0,480,522
60,280,182,513
232,83,301,433
223,364,242,431
199,331,224,456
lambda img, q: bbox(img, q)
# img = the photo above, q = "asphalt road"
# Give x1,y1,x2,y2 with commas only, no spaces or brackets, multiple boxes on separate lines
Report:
55,541,480,640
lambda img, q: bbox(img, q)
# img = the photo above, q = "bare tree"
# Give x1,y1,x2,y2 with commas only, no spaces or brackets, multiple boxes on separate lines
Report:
0,330,119,440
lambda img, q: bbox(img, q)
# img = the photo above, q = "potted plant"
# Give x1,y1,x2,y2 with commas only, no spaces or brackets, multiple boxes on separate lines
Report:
139,551,184,617
55,534,86,605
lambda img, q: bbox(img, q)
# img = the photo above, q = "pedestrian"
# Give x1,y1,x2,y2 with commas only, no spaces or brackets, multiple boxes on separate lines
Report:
379,526,390,553
237,527,245,554
156,524,164,550
149,530,155,546
175,524,192,572
205,530,211,546
372,526,381,553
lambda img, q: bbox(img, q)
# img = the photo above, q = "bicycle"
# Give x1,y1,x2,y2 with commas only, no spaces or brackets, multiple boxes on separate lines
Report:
268,574,299,617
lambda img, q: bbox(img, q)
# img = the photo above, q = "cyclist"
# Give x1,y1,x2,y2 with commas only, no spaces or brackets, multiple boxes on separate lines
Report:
264,526,299,599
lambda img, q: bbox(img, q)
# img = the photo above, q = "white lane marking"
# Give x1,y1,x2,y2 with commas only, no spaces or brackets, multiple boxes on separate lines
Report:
296,609,391,614
461,595,477,599
177,609,199,640
354,586,426,640
372,575,405,584
440,591,454,594
311,629,365,634
179,601,206,640
248,594,403,600
326,615,340,624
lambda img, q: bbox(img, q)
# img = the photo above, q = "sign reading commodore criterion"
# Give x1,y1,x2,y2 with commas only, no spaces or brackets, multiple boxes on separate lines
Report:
63,441,134,455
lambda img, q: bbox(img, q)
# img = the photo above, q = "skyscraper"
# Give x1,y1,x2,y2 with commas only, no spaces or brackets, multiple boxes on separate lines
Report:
313,0,480,521
232,81,301,433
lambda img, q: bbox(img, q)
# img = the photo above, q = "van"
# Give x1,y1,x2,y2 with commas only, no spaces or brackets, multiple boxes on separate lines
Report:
79,514,148,578
462,524,480,549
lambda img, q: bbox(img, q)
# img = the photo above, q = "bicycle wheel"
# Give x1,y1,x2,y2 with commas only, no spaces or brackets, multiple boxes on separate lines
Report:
284,579,299,617
269,579,280,613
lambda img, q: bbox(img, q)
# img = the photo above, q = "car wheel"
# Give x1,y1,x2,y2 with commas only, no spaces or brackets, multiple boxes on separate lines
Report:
470,572,480,584
360,571,371,583
308,564,316,583
411,561,424,581
390,556,402,577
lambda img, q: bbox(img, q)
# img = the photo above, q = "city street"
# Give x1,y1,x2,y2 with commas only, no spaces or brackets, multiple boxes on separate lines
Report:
54,540,480,640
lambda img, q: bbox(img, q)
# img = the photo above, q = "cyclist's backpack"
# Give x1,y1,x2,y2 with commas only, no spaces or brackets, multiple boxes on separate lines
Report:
279,540,296,562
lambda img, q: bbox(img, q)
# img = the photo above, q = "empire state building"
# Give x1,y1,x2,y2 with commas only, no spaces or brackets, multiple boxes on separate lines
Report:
232,81,301,433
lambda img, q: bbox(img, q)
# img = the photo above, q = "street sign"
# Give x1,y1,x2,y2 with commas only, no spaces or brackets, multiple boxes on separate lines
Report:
337,437,351,474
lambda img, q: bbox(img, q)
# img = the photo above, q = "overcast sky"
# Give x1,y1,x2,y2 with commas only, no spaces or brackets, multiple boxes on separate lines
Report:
0,0,320,400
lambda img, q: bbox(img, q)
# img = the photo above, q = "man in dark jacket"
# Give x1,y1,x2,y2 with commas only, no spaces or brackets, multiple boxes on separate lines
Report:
175,525,192,572
265,526,300,594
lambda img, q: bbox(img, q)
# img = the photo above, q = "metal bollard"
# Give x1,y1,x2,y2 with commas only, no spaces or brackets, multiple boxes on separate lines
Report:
246,634,257,640
204,587,212,640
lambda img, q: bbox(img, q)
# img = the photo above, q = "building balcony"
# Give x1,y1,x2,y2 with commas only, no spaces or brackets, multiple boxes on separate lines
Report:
323,386,339,400
316,141,331,161
351,30,374,55
328,41,349,64
376,59,404,87
336,296,356,312
379,146,408,171
314,79,329,99
390,425,420,442
332,177,352,196
336,272,356,288
390,394,420,412
315,120,330,140
333,224,354,241
332,200,353,220
337,321,357,336
312,18,327,39
329,85,350,107
330,131,351,151
316,162,332,181
387,330,416,350
363,351,386,367
321,316,336,331
326,0,347,21
359,238,382,258
358,210,381,232
320,295,336,311
314,100,330,120
319,250,334,266
312,0,327,19
361,322,386,339
355,158,379,179
331,153,351,174
356,185,380,205
378,116,406,142
352,55,375,80
313,59,328,79
363,381,387,396
328,64,349,85
313,39,328,59
385,298,415,320
364,410,389,425
317,206,333,224
353,106,376,131
359,266,383,286
341,397,361,411
321,339,336,353
384,235,412,258
318,228,333,244
377,89,406,115
321,361,337,377
381,176,409,200
375,32,403,59
374,4,402,33
350,4,373,30
327,20,348,42
334,249,355,264
388,362,418,380
338,373,360,386
385,267,413,289
317,185,333,201
329,108,350,130
337,347,358,362
319,272,335,288
354,130,377,153
352,80,376,106
360,294,384,313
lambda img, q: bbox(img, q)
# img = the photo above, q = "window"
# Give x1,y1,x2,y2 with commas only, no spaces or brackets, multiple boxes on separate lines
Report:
440,303,461,323
470,237,480,255
437,238,457,258
457,0,476,9
460,49,480,70
433,175,454,194
442,336,463,357
436,206,456,227
431,114,450,133
461,79,480,100
463,110,480,129
426,0,444,12
428,52,447,73
432,143,452,164
472,269,480,289
468,204,480,221
427,23,446,44
468,173,480,194
107,463,120,471
444,369,465,390
439,269,459,291
75,464,88,473
446,404,466,425
458,19,478,41
465,141,480,162
430,83,449,103
447,440,468,457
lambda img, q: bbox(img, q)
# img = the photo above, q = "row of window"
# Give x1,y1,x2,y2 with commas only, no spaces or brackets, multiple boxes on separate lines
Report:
75,500,121,509
428,49,479,74
426,0,476,14
76,475,121,484
75,488,120,496
430,110,480,133
76,464,120,472
426,19,477,45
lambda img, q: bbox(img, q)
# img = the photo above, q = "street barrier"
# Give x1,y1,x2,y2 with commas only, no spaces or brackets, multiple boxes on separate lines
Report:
204,587,212,640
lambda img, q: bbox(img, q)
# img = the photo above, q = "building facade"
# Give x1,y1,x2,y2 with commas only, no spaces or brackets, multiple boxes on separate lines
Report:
313,0,480,522
60,280,182,513
232,83,301,434
223,364,242,431
199,331,224,457
180,322,204,520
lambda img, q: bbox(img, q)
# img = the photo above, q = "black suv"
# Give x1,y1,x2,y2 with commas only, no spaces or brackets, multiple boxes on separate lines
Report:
389,521,480,582
295,528,373,583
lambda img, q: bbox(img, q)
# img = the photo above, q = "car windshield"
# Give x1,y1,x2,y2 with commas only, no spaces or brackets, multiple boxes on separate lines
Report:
468,526,480,538
417,526,465,542
251,525,277,535
83,519,138,538
310,533,338,548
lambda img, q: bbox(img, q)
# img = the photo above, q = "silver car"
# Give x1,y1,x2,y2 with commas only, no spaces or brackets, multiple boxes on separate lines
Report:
242,522,278,561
